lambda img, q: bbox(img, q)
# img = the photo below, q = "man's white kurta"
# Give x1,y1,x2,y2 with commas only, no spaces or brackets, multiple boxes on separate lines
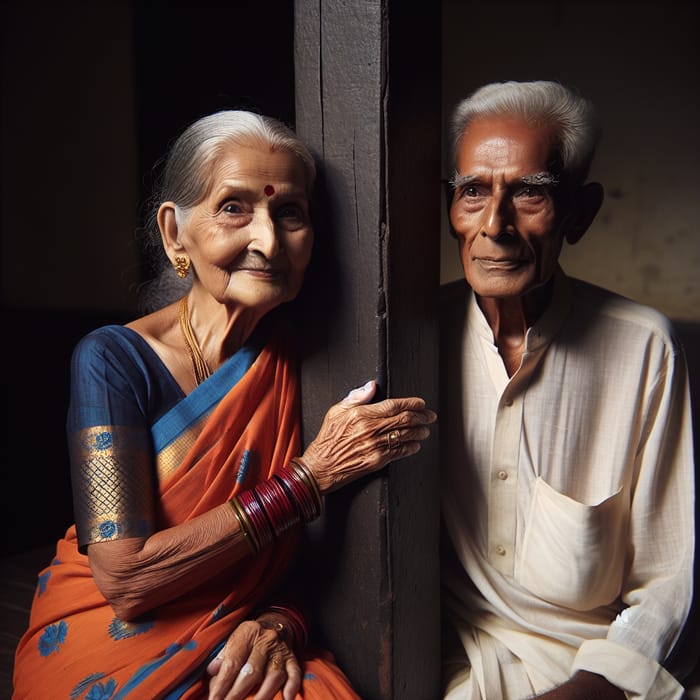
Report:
440,269,695,699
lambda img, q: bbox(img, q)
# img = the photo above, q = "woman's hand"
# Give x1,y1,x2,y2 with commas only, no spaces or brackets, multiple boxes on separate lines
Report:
206,617,300,700
301,379,438,494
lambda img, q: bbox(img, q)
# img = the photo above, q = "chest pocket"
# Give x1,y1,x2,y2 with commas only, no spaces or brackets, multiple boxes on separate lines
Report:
519,477,627,611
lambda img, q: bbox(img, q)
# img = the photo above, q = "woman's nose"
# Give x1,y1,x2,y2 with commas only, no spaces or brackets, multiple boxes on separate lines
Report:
248,211,281,258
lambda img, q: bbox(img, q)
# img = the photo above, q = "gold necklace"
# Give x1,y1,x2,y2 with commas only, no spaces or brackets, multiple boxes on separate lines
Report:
178,296,211,386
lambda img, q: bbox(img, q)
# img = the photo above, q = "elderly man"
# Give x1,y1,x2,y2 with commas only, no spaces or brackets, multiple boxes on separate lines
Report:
439,80,696,699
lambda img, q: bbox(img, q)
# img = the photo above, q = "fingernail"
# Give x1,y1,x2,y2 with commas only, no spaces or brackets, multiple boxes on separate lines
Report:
363,380,374,390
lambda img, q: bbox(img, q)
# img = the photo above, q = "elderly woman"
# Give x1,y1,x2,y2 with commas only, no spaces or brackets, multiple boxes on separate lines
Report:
13,111,437,700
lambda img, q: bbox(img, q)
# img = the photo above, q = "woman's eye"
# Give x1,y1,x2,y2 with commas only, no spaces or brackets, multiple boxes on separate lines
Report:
223,201,244,214
277,203,305,220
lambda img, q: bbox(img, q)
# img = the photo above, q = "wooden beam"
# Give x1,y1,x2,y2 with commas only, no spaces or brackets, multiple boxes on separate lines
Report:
294,1,441,698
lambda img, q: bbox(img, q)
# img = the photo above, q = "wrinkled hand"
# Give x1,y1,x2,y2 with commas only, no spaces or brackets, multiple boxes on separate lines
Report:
301,379,438,494
206,619,300,700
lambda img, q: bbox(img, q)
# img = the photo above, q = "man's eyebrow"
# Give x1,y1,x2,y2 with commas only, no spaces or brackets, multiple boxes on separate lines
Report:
449,172,478,189
520,171,558,186
449,171,558,189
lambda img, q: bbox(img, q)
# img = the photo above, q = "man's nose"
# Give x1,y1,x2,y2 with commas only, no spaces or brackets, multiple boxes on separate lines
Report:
481,194,513,239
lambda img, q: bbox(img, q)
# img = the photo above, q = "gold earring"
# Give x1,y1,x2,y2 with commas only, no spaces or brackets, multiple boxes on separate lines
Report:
174,255,190,278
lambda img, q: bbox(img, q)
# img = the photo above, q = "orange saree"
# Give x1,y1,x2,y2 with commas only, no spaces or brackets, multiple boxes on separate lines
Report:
12,324,360,699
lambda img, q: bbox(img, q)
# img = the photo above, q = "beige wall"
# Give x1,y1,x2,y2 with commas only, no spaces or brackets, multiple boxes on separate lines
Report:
441,0,699,322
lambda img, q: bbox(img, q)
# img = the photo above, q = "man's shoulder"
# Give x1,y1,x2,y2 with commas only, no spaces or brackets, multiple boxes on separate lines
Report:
568,275,677,343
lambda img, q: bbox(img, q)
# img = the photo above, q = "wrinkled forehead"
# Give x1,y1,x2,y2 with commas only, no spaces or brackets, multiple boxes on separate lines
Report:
455,116,558,173
205,142,310,194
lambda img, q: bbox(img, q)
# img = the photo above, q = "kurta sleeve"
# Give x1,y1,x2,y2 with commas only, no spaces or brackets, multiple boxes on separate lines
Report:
573,331,695,698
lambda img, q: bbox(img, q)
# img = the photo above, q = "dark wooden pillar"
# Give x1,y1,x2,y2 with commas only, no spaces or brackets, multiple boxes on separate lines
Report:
293,2,441,698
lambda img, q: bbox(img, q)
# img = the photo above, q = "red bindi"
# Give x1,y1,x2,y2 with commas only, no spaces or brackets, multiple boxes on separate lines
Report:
264,184,275,196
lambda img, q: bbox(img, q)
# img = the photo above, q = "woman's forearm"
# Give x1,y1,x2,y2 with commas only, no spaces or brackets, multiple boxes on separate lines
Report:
88,502,251,620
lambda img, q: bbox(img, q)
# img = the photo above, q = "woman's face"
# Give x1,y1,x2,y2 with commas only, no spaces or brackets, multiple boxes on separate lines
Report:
170,143,313,315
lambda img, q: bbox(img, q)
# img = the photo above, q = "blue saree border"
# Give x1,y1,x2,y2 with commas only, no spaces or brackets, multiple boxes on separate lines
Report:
152,342,261,454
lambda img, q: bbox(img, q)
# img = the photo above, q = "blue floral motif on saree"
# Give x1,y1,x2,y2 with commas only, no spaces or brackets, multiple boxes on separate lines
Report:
71,672,109,699
108,617,155,640
38,620,67,656
85,677,117,700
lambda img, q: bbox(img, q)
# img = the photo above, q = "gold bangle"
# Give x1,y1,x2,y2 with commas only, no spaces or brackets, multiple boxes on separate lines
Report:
229,497,260,553
290,458,323,512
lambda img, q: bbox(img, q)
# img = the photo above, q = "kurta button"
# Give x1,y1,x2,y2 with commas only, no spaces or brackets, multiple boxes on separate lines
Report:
504,398,513,406
496,545,506,556
498,470,508,480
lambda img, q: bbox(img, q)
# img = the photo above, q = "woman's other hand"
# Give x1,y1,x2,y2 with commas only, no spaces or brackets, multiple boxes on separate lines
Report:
301,379,437,494
206,617,301,700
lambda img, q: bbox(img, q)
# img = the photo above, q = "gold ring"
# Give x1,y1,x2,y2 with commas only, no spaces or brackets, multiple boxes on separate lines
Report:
270,656,283,669
386,429,401,451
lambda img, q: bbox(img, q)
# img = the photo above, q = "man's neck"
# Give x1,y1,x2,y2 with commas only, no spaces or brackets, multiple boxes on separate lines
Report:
475,278,554,376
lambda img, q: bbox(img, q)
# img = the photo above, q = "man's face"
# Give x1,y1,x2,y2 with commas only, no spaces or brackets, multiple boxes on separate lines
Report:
449,116,565,300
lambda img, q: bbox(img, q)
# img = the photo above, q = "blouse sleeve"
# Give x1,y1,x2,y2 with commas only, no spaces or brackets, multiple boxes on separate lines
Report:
67,326,160,552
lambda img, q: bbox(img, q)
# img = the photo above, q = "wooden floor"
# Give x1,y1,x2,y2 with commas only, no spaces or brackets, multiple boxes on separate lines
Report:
0,544,55,700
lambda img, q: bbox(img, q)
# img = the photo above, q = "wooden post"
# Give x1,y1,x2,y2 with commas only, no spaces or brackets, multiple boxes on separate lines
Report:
294,2,441,698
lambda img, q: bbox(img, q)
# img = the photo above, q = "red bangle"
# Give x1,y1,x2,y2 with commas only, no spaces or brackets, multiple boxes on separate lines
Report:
255,477,299,536
230,461,321,553
278,464,321,521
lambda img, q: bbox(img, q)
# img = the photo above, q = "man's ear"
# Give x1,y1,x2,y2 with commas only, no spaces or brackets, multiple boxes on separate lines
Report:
563,182,604,245
157,202,184,261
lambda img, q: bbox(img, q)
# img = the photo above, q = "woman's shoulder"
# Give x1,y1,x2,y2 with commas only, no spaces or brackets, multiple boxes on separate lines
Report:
71,324,176,391
69,323,184,426
74,325,159,363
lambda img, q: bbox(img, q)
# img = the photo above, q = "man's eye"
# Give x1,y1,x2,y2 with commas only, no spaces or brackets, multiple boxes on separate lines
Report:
457,185,481,198
514,185,547,199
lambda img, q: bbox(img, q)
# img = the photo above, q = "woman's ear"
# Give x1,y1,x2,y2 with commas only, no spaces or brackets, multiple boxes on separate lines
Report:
564,182,604,245
157,202,184,262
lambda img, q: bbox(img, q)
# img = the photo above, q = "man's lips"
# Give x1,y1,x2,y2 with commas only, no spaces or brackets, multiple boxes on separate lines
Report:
473,256,530,270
